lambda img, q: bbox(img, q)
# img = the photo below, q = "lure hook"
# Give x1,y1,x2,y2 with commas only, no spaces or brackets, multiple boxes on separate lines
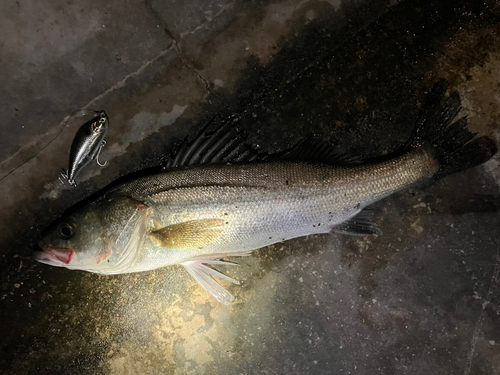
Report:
96,140,107,167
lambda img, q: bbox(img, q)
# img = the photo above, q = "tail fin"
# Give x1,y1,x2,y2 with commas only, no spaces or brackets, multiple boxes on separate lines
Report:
405,80,497,179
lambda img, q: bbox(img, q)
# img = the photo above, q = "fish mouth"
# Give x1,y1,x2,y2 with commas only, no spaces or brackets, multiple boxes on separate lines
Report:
33,241,75,266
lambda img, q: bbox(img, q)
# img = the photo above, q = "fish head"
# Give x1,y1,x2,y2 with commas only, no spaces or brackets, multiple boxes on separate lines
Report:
34,194,148,274
34,206,110,271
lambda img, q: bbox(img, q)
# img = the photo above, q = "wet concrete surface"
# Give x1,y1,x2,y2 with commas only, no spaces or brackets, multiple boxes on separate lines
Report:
1,0,500,373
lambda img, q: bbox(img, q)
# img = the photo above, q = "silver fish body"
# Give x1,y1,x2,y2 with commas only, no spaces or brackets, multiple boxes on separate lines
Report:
61,111,109,186
117,150,437,272
35,82,497,303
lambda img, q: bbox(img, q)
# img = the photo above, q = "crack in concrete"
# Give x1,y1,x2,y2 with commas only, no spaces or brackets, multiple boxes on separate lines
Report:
167,31,215,97
463,244,500,375
144,0,220,101
178,2,234,39
86,47,173,108
0,47,173,183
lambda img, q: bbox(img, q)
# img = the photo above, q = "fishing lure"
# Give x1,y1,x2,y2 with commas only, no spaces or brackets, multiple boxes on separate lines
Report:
60,111,109,187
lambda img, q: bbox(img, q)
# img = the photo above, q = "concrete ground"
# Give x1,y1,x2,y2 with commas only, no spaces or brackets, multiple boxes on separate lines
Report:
1,0,500,374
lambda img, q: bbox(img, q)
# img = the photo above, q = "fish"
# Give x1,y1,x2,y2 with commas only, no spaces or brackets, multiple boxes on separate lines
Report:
60,111,109,187
34,81,497,304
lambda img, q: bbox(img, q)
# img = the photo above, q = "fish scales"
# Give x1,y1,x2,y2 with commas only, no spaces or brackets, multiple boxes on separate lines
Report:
117,150,438,272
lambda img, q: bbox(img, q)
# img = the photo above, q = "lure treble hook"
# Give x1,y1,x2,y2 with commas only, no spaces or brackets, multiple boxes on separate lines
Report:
96,140,107,167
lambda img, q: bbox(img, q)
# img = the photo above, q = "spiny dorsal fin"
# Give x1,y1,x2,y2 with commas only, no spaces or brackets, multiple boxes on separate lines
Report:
278,137,363,166
164,115,266,169
332,209,382,236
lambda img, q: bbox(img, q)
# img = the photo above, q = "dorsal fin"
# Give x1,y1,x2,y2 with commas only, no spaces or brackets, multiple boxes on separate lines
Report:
278,137,363,166
164,115,266,169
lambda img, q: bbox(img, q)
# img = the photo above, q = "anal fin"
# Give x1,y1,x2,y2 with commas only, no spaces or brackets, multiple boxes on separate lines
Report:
332,209,382,236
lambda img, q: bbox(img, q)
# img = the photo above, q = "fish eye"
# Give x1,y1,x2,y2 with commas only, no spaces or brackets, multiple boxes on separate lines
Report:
60,224,74,239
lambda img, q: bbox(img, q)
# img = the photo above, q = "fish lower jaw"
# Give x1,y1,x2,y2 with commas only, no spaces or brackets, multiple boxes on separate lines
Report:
34,241,75,266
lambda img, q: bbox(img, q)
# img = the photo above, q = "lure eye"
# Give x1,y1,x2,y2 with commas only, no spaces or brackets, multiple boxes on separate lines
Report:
60,224,74,239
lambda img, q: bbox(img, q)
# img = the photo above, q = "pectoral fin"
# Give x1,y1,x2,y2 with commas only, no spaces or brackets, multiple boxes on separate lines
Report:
150,219,225,249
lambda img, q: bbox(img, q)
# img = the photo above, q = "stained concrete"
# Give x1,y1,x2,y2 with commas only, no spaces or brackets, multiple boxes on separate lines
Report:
1,0,500,374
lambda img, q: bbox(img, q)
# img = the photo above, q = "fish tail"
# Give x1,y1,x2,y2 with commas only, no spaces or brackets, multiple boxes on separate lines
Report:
404,80,497,179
